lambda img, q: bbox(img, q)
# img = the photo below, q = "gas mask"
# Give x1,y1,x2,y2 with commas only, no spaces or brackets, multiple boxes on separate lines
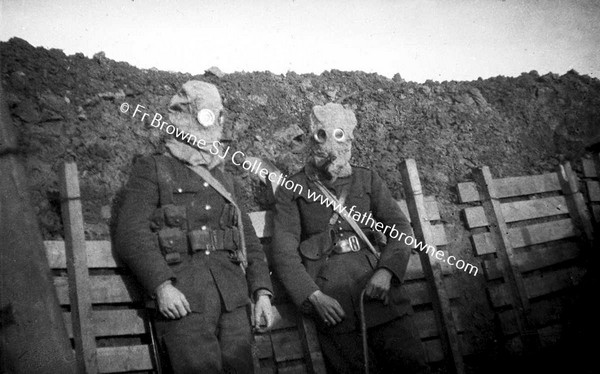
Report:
166,81,225,168
307,103,356,181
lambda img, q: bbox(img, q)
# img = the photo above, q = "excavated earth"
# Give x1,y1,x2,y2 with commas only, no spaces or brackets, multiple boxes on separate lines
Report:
2,37,599,372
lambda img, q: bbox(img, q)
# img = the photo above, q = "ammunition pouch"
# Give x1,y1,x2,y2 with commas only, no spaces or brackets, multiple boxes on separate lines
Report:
163,204,187,228
157,226,241,264
299,229,334,260
298,229,335,279
157,227,187,264
150,204,187,231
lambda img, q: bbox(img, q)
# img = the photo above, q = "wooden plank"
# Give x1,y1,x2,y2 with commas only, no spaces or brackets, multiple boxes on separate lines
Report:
422,335,475,363
431,224,449,247
278,363,308,374
97,345,153,373
471,232,495,255
398,197,441,222
502,196,569,223
59,162,99,374
425,197,442,221
259,367,276,374
582,157,597,177
525,266,586,299
423,339,445,363
465,195,570,228
405,252,453,281
406,276,461,306
54,275,143,305
400,159,464,374
45,240,120,269
508,218,576,248
271,330,304,362
473,166,539,349
458,182,480,203
63,309,147,338
488,266,587,307
593,205,600,223
494,173,561,198
464,206,487,228
498,297,571,335
558,162,594,242
538,324,563,348
249,210,274,239
297,315,327,373
586,180,600,202
413,308,465,339
483,241,581,280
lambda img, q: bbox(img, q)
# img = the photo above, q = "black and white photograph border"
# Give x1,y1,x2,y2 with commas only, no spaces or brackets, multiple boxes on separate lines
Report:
1,1,598,373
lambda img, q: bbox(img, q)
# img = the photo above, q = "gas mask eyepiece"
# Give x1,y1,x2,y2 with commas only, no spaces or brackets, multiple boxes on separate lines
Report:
197,109,216,127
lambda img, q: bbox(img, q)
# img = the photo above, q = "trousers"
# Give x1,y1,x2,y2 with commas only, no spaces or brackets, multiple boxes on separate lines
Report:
317,313,430,374
153,277,254,374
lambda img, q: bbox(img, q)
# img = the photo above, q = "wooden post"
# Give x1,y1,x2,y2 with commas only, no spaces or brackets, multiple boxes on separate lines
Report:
473,167,540,351
557,162,594,244
59,162,99,374
400,159,465,374
0,80,75,372
297,315,326,374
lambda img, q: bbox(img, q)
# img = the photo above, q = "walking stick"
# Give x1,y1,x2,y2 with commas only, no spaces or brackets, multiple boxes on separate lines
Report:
359,288,370,374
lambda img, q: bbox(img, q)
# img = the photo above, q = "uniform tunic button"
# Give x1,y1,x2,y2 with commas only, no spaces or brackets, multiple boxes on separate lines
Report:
177,188,183,193
205,205,211,210
203,182,209,188
201,225,207,230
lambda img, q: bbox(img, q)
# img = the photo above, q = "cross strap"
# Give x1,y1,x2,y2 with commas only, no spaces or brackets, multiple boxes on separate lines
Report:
313,180,381,259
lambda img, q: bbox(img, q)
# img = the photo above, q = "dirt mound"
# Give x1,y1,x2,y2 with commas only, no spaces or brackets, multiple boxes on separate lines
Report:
2,37,599,368
2,37,598,239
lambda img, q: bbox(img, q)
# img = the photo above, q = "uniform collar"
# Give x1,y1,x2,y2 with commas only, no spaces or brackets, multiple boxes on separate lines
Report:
304,164,352,193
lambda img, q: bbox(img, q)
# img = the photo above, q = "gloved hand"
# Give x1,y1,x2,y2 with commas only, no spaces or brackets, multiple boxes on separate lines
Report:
155,280,191,319
364,268,393,305
308,290,346,326
253,295,274,333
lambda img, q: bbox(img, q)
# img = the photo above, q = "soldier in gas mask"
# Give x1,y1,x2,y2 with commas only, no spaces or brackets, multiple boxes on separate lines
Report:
116,81,273,373
271,103,428,373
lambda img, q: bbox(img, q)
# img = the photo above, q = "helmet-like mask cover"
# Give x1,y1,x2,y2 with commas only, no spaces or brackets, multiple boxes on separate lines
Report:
308,103,356,179
168,81,224,144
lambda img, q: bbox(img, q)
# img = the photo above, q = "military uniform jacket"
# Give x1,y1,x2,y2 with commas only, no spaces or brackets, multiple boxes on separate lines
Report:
271,166,414,333
115,155,272,312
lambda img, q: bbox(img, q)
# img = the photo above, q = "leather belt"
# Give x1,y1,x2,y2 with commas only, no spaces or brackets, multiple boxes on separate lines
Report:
188,227,238,253
332,235,362,254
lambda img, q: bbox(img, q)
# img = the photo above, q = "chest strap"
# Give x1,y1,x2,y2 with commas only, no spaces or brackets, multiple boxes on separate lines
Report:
314,180,380,260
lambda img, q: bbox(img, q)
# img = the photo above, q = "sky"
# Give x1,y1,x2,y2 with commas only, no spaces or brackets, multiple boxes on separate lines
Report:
1,0,599,83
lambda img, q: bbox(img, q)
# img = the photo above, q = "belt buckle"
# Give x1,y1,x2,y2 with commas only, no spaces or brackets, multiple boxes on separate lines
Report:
203,230,217,255
333,239,348,254
348,236,360,252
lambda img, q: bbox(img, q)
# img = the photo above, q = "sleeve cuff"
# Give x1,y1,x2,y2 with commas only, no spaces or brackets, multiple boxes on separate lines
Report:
254,288,273,301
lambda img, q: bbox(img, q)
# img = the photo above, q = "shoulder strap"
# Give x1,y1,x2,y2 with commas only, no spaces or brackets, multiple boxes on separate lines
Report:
153,156,174,206
328,186,349,225
314,180,380,259
187,165,247,270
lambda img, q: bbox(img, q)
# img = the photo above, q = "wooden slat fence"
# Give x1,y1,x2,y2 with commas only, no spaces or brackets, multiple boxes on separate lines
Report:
458,162,593,354
47,159,471,373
